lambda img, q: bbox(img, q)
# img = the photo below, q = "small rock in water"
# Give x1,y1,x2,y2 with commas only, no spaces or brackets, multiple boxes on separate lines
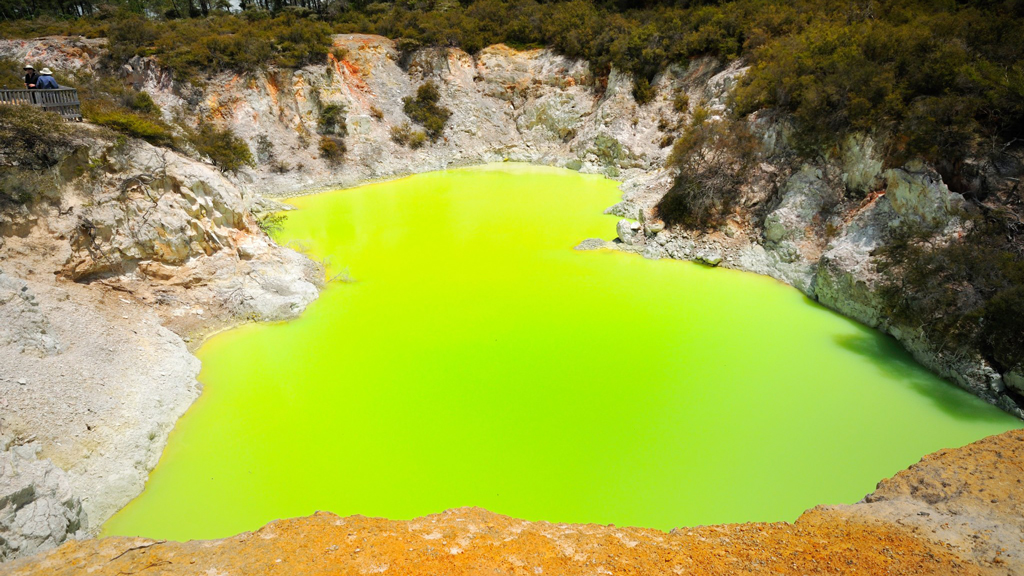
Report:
574,238,607,251
694,251,723,267
616,220,636,245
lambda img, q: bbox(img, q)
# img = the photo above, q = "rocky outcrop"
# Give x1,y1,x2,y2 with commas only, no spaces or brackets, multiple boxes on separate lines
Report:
0,270,58,356
0,444,84,563
0,36,106,73
0,124,321,562
6,429,1024,575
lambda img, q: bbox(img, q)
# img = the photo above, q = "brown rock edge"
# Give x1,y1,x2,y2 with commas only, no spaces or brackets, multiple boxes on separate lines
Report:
6,430,1023,576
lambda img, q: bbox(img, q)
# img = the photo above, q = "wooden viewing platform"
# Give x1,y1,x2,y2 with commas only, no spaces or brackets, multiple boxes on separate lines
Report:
0,88,82,121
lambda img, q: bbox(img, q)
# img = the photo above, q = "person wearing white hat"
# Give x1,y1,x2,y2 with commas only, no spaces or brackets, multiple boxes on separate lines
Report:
23,64,38,89
35,68,59,90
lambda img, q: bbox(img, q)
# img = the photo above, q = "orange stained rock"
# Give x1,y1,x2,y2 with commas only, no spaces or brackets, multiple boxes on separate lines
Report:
7,429,1024,576
2,508,991,576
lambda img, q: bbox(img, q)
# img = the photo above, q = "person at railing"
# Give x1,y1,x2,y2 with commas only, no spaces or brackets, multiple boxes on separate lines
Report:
35,68,59,90
23,64,38,89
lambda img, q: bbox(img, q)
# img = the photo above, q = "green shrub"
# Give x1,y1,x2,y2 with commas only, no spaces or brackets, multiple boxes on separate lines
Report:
402,82,451,142
656,115,760,229
317,103,347,136
390,121,426,149
874,216,1024,373
74,76,175,145
673,91,689,113
407,130,427,149
0,57,27,89
0,104,74,170
187,124,254,171
319,135,346,162
257,211,287,235
632,76,655,105
89,109,175,145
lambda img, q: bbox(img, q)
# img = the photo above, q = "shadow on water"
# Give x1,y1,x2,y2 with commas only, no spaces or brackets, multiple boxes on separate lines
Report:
832,329,1007,422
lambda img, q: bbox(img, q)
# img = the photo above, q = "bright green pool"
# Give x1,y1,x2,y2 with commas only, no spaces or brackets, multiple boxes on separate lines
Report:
103,163,1019,541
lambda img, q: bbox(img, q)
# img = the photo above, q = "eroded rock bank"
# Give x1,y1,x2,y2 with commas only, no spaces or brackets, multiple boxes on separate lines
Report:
0,122,321,561
6,429,1024,575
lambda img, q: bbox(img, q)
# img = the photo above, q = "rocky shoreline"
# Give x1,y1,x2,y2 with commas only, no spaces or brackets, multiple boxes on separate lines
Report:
1,32,1021,564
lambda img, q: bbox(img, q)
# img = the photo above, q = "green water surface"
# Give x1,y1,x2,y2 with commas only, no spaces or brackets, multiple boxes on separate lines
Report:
103,164,1019,541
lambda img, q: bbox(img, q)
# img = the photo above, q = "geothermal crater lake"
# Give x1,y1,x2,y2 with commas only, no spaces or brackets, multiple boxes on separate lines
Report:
104,164,1019,540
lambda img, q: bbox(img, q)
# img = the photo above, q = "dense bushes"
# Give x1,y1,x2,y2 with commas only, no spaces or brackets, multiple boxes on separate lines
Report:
655,111,760,229
77,78,176,145
0,104,74,170
317,103,347,137
0,104,75,205
104,12,331,83
186,124,255,171
734,10,1024,176
402,82,450,142
874,216,1024,374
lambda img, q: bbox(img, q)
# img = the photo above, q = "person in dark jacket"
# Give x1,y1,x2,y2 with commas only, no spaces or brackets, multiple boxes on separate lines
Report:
35,68,58,89
23,65,38,89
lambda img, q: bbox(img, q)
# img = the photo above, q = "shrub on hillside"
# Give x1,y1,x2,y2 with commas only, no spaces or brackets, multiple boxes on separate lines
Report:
105,13,331,84
76,76,175,146
187,124,254,171
656,112,760,229
873,216,1024,375
0,104,75,206
0,104,74,169
632,76,655,105
319,135,345,163
402,82,450,142
88,109,175,146
734,12,1024,179
317,103,347,137
390,121,427,149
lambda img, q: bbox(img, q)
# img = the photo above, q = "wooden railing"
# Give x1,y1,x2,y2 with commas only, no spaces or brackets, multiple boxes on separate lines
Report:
0,88,82,121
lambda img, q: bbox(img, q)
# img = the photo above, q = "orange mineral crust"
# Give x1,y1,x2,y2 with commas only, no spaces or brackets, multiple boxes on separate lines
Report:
7,429,1023,576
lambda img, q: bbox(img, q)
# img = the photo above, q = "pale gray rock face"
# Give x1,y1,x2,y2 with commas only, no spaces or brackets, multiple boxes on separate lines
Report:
0,36,105,73
764,166,831,244
64,144,248,280
0,271,59,356
884,162,967,225
0,445,85,562
641,244,666,260
840,134,884,195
